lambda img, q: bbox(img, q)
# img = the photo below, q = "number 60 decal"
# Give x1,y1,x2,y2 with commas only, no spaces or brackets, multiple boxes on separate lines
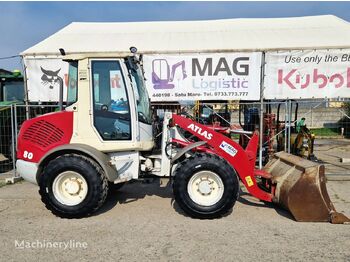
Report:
23,150,33,160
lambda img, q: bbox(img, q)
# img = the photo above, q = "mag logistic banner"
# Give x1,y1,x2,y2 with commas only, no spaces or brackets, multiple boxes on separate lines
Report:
264,49,350,99
24,58,69,102
143,52,262,101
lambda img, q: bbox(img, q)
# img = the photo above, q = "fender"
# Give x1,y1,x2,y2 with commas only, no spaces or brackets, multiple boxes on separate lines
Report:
171,141,207,163
37,143,118,183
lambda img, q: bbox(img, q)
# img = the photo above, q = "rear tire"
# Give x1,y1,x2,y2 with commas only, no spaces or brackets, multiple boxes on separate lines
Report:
39,154,108,218
173,153,239,219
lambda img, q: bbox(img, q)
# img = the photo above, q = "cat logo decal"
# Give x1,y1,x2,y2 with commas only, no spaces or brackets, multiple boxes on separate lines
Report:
40,67,62,89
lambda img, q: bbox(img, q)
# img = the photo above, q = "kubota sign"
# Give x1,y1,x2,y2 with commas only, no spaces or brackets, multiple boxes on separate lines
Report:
264,49,350,99
143,53,262,101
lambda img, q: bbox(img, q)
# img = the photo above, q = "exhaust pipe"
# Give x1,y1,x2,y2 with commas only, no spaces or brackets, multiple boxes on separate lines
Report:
58,76,64,111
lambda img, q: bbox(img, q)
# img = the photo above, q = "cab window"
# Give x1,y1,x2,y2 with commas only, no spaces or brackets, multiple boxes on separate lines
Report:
3,82,24,101
67,61,78,106
92,60,131,140
128,65,151,125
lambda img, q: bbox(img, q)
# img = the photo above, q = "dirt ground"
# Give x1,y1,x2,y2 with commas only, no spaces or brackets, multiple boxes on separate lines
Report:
0,179,349,262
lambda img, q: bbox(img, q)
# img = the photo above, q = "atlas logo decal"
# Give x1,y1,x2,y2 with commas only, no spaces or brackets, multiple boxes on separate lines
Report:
187,124,213,140
219,141,238,157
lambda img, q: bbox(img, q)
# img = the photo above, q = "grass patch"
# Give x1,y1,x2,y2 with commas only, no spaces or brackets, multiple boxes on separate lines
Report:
311,128,339,137
0,181,7,188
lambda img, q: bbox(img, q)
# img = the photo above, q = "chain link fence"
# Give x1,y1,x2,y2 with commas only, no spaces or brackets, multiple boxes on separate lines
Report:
1,99,350,177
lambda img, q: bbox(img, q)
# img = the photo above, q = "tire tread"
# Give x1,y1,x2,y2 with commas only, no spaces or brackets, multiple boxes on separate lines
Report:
173,153,239,219
39,154,108,218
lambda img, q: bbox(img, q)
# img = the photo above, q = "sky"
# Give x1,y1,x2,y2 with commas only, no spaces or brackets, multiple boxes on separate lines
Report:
1,1,350,70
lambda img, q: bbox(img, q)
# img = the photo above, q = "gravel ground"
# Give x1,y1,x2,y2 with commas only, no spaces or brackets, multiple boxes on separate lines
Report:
0,180,349,262
314,139,350,176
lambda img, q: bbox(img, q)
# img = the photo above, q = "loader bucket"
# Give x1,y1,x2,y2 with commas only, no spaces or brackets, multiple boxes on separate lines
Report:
264,152,350,224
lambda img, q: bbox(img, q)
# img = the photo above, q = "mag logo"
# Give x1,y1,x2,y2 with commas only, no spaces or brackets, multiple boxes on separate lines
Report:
145,53,261,101
151,59,187,89
150,56,251,90
219,141,238,157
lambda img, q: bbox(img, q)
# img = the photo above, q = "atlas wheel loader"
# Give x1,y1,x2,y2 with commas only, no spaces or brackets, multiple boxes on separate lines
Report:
15,50,349,223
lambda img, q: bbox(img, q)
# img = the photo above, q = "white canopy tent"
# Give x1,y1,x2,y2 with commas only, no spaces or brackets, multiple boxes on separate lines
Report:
20,15,350,103
21,15,350,56
20,15,350,169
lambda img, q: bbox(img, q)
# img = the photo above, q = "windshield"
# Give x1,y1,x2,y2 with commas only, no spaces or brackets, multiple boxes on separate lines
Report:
128,62,152,125
3,82,24,101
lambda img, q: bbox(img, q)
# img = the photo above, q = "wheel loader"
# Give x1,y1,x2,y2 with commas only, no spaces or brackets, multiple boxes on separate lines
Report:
15,50,349,223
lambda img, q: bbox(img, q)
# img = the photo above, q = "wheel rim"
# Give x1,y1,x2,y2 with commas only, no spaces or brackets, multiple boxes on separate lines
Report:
52,171,88,206
187,171,224,206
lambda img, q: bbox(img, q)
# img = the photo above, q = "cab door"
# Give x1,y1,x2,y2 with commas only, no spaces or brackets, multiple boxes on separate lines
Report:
90,59,136,143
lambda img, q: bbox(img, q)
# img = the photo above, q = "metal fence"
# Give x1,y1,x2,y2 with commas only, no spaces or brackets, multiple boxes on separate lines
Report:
0,104,59,176
1,99,350,176
161,98,350,169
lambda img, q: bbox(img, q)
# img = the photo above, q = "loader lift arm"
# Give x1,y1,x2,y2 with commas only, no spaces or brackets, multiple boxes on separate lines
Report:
171,113,350,224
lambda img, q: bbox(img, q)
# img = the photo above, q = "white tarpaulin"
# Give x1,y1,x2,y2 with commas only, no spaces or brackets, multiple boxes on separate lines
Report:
143,53,262,101
24,58,69,102
21,15,350,102
264,49,350,99
21,16,350,56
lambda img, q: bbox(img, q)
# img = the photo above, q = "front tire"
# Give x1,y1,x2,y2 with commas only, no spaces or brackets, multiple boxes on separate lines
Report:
173,153,239,219
39,154,108,218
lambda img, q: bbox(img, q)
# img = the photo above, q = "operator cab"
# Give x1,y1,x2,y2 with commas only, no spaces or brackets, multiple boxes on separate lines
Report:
64,53,154,152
